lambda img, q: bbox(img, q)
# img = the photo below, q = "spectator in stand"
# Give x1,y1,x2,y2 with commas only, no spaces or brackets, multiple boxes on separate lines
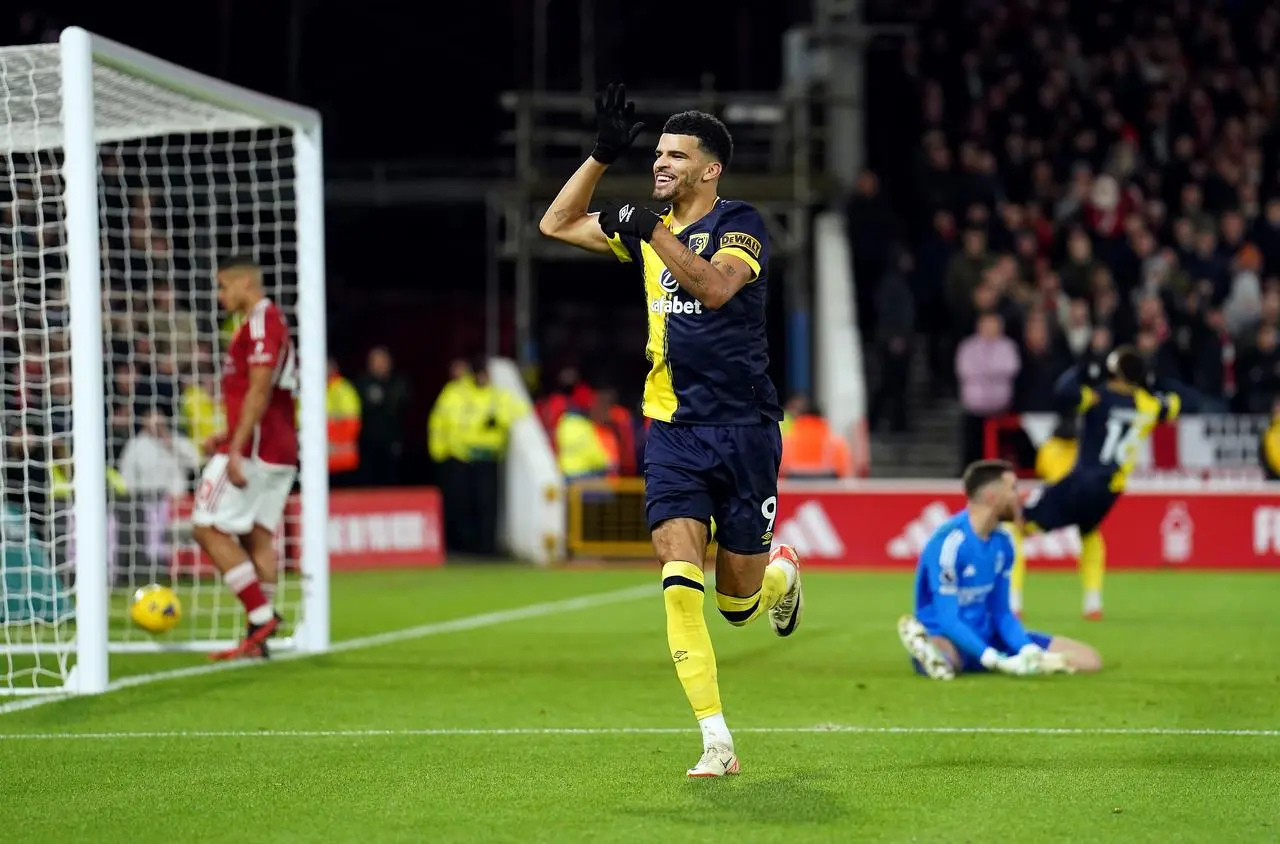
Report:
326,357,362,488
437,357,524,557
871,247,915,431
180,345,223,461
118,410,199,498
1060,227,1102,301
946,226,990,327
150,280,200,364
2,424,48,536
107,363,142,461
848,170,899,334
779,393,807,438
779,398,853,480
1254,199,1280,271
913,210,958,387
1060,299,1093,361
1015,309,1070,412
116,410,199,577
355,346,410,487
556,408,608,482
1237,324,1280,414
955,311,1020,473
1078,326,1113,385
536,366,591,435
428,358,473,552
598,388,638,477
1192,305,1232,399
555,387,633,481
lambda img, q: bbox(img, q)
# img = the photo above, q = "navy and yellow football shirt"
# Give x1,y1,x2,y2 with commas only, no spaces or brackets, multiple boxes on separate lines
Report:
1072,383,1180,492
607,198,782,426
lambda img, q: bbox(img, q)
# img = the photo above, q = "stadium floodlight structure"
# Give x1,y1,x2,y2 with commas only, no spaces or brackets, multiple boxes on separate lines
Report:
0,27,329,696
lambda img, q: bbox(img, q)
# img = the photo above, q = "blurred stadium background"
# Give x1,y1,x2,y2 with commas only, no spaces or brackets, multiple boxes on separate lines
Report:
4,0,1275,573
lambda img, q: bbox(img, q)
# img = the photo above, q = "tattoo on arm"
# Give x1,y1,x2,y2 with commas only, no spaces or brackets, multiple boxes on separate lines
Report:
678,247,710,291
714,259,738,278
553,209,571,223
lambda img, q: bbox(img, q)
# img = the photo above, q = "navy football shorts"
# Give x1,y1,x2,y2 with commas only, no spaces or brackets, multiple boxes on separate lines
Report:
643,419,782,555
911,630,1055,675
1023,469,1119,536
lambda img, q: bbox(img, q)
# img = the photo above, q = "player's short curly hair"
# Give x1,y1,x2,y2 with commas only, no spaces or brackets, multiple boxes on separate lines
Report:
1106,345,1147,386
662,111,733,168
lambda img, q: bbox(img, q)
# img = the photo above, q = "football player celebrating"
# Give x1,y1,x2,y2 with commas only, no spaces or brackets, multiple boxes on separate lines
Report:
1009,346,1182,619
898,460,1102,679
538,84,802,777
192,255,299,660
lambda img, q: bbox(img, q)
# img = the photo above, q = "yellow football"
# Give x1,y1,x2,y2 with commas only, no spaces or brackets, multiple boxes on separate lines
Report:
129,584,182,634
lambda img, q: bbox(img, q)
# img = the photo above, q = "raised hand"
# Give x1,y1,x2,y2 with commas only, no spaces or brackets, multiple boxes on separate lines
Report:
591,82,645,165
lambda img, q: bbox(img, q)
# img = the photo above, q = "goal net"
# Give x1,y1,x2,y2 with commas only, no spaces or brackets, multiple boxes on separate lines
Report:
0,28,328,696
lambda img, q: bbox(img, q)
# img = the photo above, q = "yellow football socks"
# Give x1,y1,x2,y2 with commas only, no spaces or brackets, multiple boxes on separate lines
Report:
661,561,721,720
1010,523,1104,615
715,563,788,627
1009,524,1027,613
1080,530,1105,612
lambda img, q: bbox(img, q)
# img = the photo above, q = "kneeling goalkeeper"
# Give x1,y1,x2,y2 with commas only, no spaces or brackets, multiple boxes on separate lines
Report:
897,459,1102,679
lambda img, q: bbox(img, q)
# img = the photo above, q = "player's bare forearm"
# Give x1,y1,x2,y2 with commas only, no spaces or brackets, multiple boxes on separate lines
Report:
228,369,273,453
649,227,749,310
537,158,611,253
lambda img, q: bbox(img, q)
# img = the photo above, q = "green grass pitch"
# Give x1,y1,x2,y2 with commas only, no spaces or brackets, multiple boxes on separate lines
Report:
3,566,1279,843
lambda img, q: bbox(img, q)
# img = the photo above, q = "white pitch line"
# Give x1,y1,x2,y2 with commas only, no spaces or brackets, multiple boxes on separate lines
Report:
0,725,1277,741
0,584,653,718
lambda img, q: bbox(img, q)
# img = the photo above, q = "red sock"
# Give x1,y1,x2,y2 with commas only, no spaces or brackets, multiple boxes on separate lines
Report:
224,561,272,622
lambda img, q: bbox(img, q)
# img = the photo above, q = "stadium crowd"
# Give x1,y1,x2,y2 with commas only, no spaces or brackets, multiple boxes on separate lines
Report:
856,0,1280,463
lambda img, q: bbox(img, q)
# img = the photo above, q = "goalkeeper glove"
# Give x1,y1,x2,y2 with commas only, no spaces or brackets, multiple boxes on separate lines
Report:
979,648,1004,671
994,645,1043,676
591,83,645,165
597,199,663,242
1038,650,1075,674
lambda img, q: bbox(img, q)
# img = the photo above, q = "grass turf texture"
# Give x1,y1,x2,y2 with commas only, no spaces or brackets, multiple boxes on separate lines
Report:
3,567,1278,843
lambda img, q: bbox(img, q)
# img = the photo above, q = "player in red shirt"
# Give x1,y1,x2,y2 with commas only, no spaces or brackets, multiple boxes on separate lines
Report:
192,255,300,660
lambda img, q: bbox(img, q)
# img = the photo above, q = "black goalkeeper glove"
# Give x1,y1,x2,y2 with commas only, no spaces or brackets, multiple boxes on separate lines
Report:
591,83,645,165
597,199,663,242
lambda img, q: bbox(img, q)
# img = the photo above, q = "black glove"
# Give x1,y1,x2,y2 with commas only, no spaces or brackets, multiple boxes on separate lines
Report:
591,83,645,165
597,199,663,242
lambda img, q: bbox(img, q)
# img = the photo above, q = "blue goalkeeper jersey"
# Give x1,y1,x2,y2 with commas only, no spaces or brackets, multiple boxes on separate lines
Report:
913,509,1031,661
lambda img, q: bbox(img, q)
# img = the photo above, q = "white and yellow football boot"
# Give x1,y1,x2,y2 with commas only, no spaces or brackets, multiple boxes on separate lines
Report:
897,615,955,680
687,743,740,778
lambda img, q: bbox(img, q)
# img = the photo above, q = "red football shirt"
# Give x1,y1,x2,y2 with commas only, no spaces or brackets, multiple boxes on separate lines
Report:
220,298,299,466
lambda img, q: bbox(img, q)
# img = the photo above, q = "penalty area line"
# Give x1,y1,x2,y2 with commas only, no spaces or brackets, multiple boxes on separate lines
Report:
0,725,1278,741
0,584,653,718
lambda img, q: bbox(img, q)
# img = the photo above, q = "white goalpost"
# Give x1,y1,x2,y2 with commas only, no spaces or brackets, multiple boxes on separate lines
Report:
0,27,329,695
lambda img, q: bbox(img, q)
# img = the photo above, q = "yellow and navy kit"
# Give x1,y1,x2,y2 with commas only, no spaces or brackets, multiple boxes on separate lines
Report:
607,198,782,426
1024,374,1180,535
1072,382,1180,493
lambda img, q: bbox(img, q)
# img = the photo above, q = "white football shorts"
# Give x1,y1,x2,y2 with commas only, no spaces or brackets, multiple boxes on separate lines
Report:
192,454,297,535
